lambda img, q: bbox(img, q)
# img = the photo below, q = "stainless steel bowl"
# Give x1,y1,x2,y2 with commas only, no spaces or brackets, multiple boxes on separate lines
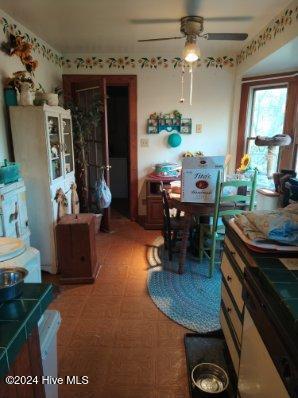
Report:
0,267,28,302
191,363,229,394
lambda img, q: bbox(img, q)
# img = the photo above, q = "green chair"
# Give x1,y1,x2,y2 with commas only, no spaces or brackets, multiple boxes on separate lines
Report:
199,169,257,277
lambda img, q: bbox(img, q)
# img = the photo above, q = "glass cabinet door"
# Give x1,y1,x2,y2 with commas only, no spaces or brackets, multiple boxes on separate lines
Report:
47,115,62,180
61,118,74,175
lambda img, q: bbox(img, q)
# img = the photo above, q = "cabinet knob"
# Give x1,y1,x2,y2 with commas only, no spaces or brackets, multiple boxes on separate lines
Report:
227,307,232,313
227,275,232,282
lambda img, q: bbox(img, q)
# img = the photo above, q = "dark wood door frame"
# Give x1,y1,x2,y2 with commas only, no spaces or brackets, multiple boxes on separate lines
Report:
63,74,138,221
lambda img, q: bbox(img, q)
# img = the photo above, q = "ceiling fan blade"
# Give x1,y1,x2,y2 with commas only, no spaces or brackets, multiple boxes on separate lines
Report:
130,18,180,24
186,0,202,15
138,36,184,42
206,33,248,41
204,16,253,22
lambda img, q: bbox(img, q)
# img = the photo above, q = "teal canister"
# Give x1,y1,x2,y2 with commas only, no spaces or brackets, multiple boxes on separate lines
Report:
4,87,18,106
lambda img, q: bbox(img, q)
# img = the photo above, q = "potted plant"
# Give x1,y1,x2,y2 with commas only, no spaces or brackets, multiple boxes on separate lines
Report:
67,98,103,211
33,83,46,105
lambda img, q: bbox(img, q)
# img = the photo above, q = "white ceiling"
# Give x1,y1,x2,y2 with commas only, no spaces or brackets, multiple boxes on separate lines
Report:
245,37,298,76
0,0,291,54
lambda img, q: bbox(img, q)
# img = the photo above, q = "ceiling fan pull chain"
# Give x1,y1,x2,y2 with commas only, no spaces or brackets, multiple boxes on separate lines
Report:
180,64,185,103
189,64,193,106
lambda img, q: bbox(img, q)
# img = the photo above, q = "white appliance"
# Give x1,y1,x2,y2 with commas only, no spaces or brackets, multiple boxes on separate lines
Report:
0,180,31,246
238,308,289,398
0,236,41,283
9,105,76,274
39,310,61,398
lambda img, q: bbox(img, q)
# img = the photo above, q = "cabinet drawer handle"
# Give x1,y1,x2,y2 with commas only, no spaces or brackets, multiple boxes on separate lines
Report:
227,275,232,282
227,307,232,313
230,251,236,255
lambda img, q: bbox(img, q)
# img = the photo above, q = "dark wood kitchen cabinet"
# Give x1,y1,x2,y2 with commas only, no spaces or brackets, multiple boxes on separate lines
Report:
0,328,45,398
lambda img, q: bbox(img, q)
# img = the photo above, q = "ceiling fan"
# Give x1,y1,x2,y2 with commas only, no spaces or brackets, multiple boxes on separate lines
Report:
133,0,251,62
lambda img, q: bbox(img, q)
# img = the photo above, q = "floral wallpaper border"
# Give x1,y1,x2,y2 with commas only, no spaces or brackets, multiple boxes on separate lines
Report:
62,55,235,70
1,0,298,71
0,15,63,66
0,15,234,70
237,2,298,65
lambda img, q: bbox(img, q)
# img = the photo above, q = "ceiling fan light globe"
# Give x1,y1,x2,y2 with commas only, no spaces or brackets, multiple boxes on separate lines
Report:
184,52,199,63
183,42,200,63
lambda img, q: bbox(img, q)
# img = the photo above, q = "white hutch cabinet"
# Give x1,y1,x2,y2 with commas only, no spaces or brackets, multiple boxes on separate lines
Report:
9,105,75,273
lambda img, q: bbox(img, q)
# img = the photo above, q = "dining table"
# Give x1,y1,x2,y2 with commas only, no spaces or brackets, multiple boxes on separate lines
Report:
168,192,236,274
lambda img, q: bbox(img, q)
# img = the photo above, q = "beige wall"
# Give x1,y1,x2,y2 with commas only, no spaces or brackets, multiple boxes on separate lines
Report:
62,59,236,214
0,0,297,215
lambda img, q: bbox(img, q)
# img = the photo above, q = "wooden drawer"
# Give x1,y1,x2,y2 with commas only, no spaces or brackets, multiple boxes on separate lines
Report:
220,308,240,375
221,253,244,313
221,282,243,344
224,237,246,274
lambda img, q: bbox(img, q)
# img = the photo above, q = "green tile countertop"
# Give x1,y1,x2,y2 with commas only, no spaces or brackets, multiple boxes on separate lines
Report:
223,217,298,349
0,283,53,379
253,257,298,337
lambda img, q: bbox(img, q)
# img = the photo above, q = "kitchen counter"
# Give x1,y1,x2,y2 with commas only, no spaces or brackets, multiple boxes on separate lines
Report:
223,218,298,351
0,283,53,379
222,217,298,396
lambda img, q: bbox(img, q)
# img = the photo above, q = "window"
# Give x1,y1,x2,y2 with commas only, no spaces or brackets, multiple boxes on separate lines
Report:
236,72,298,188
246,86,288,186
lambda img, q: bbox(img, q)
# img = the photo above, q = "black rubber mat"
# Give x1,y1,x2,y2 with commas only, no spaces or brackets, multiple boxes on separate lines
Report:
184,332,237,397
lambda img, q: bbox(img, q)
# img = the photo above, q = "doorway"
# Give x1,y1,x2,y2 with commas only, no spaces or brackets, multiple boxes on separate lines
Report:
107,86,130,218
62,75,138,229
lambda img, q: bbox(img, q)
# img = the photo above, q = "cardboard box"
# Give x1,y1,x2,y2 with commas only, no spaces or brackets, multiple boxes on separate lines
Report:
181,156,224,203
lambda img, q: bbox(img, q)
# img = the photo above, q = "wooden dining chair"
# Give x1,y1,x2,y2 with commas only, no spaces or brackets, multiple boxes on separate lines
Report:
161,188,197,261
199,169,257,277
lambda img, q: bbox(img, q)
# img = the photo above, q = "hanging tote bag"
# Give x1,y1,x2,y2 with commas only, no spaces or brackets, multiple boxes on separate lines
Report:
96,170,112,209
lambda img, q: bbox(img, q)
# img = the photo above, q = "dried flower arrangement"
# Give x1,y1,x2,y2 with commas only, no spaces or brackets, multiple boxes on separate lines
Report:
4,70,34,92
1,33,38,73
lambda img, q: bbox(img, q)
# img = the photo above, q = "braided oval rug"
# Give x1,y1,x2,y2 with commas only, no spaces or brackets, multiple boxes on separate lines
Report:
147,236,221,333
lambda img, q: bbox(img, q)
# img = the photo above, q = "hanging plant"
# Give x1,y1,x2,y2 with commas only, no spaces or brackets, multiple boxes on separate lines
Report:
1,33,38,73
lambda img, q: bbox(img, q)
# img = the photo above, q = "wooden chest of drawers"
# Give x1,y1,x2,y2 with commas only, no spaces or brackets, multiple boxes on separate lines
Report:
56,214,99,284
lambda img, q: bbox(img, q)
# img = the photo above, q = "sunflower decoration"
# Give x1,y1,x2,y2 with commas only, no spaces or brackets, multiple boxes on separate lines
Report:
237,154,251,173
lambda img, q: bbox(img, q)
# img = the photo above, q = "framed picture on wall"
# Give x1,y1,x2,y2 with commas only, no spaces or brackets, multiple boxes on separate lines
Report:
181,118,192,134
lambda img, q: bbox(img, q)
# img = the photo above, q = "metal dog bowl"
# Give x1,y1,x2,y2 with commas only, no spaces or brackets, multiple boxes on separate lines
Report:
191,363,229,394
0,267,28,302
